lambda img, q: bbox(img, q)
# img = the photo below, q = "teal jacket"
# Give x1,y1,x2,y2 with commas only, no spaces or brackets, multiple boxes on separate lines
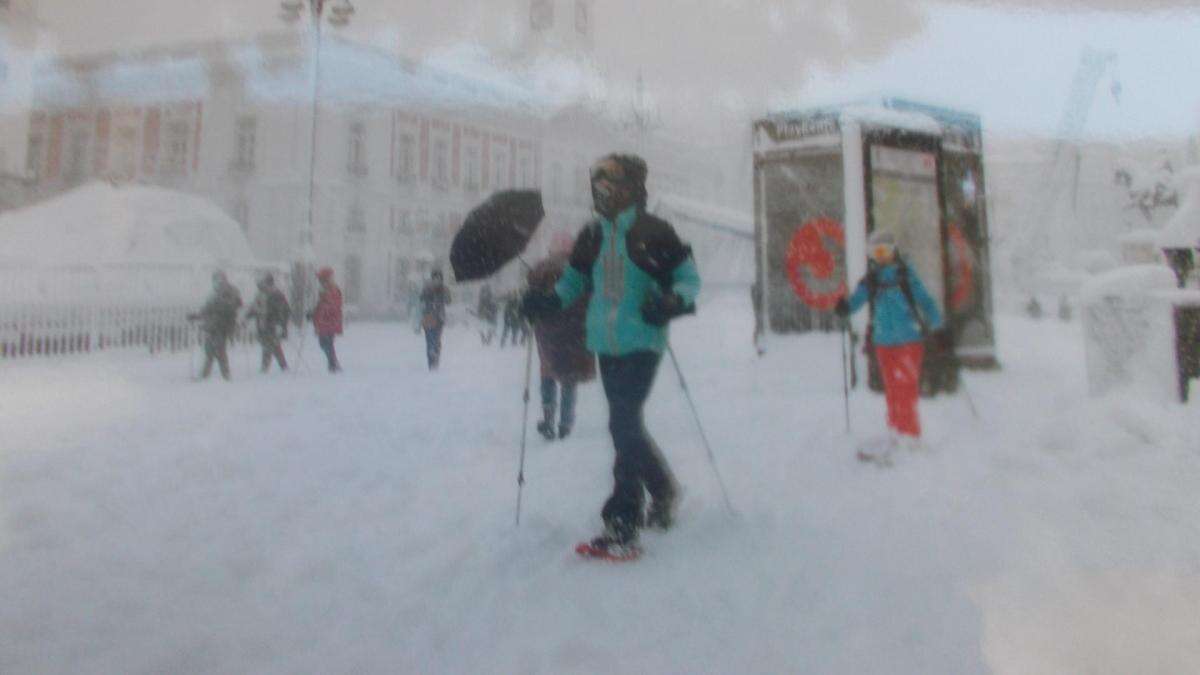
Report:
554,206,701,356
846,260,943,346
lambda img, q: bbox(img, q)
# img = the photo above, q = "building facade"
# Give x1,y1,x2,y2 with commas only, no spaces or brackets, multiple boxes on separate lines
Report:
25,29,734,316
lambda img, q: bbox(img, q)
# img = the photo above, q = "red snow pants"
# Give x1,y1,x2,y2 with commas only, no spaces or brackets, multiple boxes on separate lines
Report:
875,341,925,438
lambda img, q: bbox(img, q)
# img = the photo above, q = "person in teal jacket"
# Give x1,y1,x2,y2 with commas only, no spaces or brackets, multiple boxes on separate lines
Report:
523,153,700,554
836,230,942,445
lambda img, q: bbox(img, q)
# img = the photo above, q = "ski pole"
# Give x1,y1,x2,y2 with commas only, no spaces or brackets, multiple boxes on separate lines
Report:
515,335,535,525
959,371,981,420
666,344,736,516
839,319,851,434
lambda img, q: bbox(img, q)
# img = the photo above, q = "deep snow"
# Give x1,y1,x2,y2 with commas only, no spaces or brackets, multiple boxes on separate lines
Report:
2,291,1198,674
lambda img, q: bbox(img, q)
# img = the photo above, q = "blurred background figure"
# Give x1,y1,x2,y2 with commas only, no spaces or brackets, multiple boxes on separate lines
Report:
188,271,243,381
527,233,596,440
311,266,343,373
420,269,451,370
246,273,291,373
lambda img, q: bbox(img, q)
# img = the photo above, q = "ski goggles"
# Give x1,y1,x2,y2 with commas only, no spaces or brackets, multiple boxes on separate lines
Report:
590,164,627,187
870,243,896,260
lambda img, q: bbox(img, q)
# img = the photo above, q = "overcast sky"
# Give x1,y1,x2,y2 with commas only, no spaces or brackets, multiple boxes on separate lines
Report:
31,1,1200,141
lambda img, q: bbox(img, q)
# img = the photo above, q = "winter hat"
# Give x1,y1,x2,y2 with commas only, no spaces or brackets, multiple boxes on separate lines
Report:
316,266,334,281
868,230,896,248
599,153,648,208
261,272,274,286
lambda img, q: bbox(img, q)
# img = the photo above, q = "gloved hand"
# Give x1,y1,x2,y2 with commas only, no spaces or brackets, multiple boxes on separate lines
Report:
833,298,850,317
520,288,562,320
641,291,693,327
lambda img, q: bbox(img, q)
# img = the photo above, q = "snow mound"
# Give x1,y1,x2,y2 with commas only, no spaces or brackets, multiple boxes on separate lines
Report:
0,182,258,269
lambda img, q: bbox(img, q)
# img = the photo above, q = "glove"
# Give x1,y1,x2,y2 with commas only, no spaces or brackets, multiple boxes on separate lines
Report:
520,288,561,320
641,291,693,327
833,298,850,317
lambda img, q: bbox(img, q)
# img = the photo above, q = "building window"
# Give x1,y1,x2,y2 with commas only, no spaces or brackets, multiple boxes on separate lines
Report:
63,129,90,186
492,150,508,190
530,0,553,30
575,0,589,35
347,120,367,177
347,203,366,233
113,127,137,179
519,155,531,188
161,120,190,176
550,162,562,203
345,255,363,305
397,133,416,183
464,145,481,193
232,197,250,233
433,139,449,189
25,132,44,179
234,115,256,172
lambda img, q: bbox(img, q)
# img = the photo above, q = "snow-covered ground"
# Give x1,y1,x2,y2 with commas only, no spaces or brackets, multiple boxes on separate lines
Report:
2,290,1198,674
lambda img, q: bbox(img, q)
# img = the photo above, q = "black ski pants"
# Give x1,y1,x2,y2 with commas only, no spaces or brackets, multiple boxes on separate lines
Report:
598,350,676,540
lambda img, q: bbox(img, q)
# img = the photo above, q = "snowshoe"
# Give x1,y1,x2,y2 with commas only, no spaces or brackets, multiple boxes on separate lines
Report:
575,533,642,562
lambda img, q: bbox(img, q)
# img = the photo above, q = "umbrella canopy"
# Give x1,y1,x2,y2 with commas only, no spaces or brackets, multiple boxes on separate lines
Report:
450,190,544,282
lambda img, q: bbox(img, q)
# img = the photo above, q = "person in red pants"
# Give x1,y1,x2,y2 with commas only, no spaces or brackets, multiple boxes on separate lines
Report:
836,231,943,452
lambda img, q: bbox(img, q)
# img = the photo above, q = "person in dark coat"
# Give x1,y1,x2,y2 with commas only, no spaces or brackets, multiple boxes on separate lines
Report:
189,271,243,380
477,283,498,345
420,269,452,369
527,236,596,440
500,292,521,348
522,153,701,554
311,266,343,372
245,273,291,373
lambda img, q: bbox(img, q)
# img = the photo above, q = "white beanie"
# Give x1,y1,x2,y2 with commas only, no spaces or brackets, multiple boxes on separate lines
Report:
868,230,896,247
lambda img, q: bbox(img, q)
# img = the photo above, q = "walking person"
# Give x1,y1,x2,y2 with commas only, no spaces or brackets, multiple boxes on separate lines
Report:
523,153,701,555
188,271,243,381
310,266,343,373
245,273,291,373
500,292,521,347
835,231,943,457
526,234,596,441
477,283,498,345
420,268,451,369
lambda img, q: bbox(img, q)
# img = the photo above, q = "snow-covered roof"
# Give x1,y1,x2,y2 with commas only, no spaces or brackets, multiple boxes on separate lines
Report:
0,182,259,269
839,104,943,136
35,33,553,114
1157,166,1200,249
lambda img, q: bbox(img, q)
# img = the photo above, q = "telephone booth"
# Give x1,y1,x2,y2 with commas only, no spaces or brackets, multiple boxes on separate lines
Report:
752,98,999,371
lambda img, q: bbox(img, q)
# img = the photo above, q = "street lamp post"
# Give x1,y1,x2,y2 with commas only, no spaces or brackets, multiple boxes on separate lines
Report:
280,0,354,317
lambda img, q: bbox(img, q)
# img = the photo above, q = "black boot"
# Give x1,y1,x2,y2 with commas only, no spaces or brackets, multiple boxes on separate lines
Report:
646,490,678,531
536,420,556,440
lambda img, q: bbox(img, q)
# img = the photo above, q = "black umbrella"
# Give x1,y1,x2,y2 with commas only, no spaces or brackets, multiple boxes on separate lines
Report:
450,190,545,283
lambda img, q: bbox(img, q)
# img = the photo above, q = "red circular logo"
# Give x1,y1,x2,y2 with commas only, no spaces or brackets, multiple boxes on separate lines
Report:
785,217,846,311
947,222,976,312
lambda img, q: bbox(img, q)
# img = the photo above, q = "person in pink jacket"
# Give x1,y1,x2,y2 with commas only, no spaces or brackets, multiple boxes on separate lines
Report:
311,266,344,373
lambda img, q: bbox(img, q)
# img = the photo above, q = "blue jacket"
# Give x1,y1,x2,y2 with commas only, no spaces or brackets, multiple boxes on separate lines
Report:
846,261,942,346
555,206,701,356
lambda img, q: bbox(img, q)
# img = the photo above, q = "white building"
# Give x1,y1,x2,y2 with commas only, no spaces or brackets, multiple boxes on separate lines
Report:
0,0,43,207
25,25,740,317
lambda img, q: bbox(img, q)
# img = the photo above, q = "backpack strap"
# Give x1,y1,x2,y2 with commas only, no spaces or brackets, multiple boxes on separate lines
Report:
895,259,930,336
